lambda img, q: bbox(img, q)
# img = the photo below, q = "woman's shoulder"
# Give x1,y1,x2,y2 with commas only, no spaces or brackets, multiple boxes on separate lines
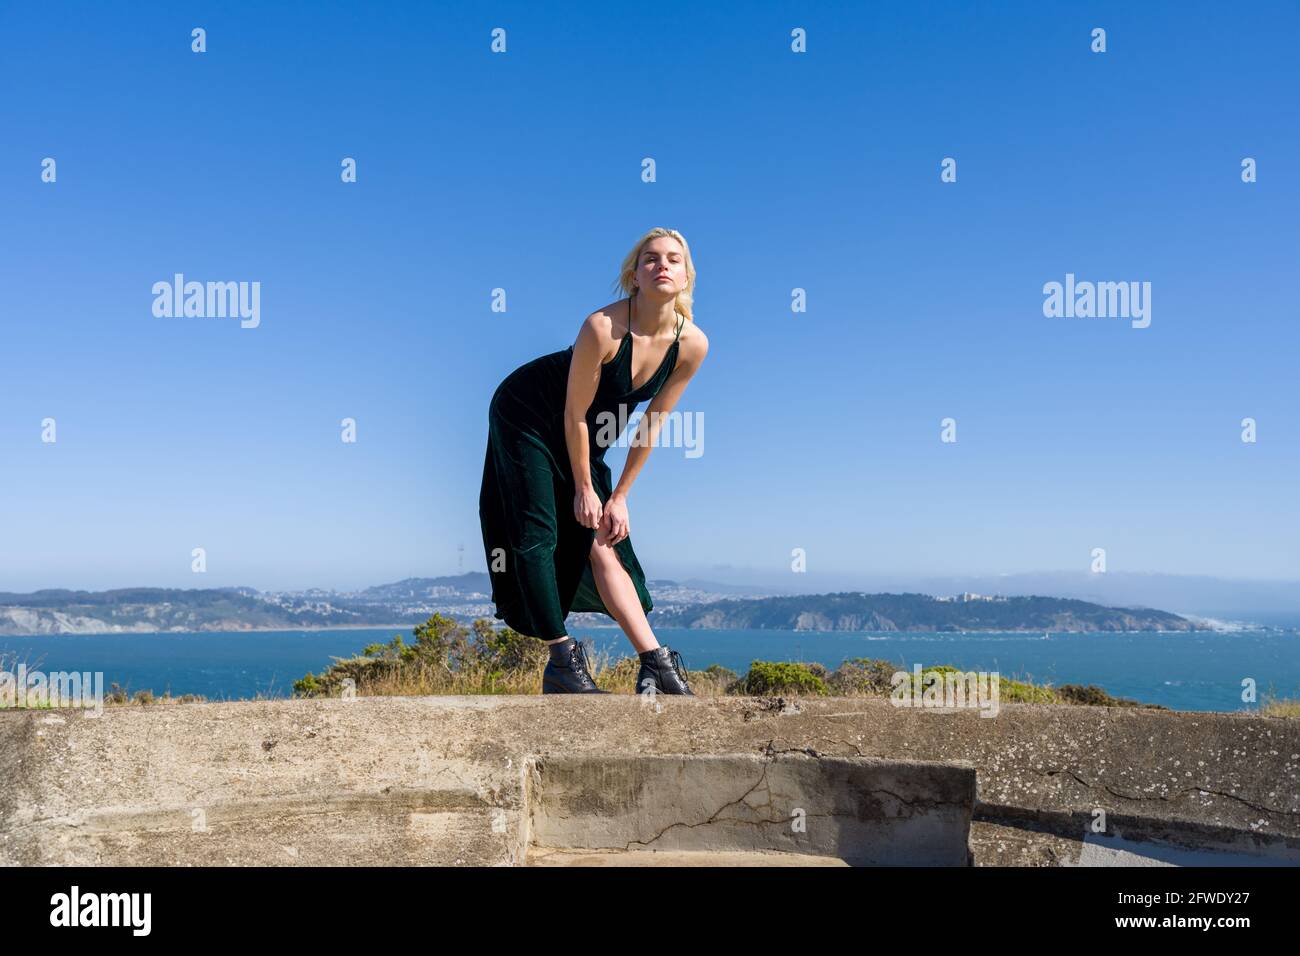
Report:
583,299,627,337
571,301,625,362
677,317,708,365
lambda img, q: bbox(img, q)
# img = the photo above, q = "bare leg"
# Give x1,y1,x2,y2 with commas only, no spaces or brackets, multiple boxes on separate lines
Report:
588,537,661,654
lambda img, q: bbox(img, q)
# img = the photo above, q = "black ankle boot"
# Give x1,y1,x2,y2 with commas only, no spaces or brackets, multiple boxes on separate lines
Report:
542,637,610,694
635,645,694,696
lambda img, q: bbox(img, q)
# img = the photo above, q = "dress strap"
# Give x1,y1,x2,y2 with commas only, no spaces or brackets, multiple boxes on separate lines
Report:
672,312,684,341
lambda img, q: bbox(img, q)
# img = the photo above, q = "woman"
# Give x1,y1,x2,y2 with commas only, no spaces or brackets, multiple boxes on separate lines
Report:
478,228,709,695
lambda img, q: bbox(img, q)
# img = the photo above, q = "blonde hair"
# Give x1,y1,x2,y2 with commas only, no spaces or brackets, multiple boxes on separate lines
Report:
612,227,696,324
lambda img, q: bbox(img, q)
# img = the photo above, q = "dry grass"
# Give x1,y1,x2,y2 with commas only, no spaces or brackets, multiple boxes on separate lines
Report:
1260,695,1300,718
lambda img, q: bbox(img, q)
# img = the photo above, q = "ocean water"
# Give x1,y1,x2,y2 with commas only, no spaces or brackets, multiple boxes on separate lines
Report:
0,626,1296,713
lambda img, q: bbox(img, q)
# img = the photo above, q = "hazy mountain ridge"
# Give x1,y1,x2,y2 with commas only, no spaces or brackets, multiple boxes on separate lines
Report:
0,576,1217,635
664,569,1300,626
0,587,367,634
650,591,1209,632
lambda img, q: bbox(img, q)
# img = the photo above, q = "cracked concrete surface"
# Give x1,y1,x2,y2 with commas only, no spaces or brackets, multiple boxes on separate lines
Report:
523,753,975,864
1,695,1296,866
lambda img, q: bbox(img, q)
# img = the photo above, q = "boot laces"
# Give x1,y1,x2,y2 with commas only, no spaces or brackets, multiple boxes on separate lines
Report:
572,640,597,688
667,648,691,687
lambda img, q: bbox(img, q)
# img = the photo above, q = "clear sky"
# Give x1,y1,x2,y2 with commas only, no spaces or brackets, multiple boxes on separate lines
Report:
2,1,1297,592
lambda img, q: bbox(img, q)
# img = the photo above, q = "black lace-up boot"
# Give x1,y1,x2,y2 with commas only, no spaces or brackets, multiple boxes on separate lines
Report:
542,637,610,694
635,645,694,696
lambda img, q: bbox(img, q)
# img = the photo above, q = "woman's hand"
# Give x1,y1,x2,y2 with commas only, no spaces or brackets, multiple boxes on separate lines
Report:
599,494,630,546
574,485,603,530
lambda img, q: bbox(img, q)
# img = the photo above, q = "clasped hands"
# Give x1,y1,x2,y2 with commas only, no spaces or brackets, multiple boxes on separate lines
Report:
573,485,629,546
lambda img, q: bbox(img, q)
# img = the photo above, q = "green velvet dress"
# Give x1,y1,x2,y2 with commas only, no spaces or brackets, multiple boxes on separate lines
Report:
479,299,685,640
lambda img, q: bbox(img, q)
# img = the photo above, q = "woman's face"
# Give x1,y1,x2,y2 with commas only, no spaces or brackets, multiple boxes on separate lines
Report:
636,238,687,297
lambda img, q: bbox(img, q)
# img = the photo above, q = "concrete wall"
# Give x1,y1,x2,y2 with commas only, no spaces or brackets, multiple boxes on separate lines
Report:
524,754,975,865
1,695,1296,866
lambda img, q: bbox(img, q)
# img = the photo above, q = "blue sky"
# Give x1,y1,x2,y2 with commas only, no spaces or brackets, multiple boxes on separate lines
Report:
1,1,1297,592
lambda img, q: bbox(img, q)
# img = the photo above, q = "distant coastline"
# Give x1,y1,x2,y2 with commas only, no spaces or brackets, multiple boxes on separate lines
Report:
0,575,1227,637
0,623,416,636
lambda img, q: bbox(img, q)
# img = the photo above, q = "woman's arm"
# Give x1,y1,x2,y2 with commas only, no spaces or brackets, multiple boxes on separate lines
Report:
564,314,612,530
602,327,709,545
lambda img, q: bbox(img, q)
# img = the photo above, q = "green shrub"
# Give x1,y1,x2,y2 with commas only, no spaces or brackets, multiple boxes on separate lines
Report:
740,661,828,696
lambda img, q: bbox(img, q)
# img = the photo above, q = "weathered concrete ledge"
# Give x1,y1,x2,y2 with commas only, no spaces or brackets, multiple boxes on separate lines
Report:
1,696,1296,866
524,753,975,865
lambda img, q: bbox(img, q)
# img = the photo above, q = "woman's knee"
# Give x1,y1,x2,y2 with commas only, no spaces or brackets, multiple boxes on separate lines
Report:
588,536,620,569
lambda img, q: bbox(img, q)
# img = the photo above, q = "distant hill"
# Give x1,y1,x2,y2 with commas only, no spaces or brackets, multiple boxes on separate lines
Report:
0,579,1209,635
649,591,1209,632
0,586,369,634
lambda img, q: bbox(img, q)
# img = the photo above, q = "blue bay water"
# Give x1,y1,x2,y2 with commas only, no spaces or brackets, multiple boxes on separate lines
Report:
1,627,1296,713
